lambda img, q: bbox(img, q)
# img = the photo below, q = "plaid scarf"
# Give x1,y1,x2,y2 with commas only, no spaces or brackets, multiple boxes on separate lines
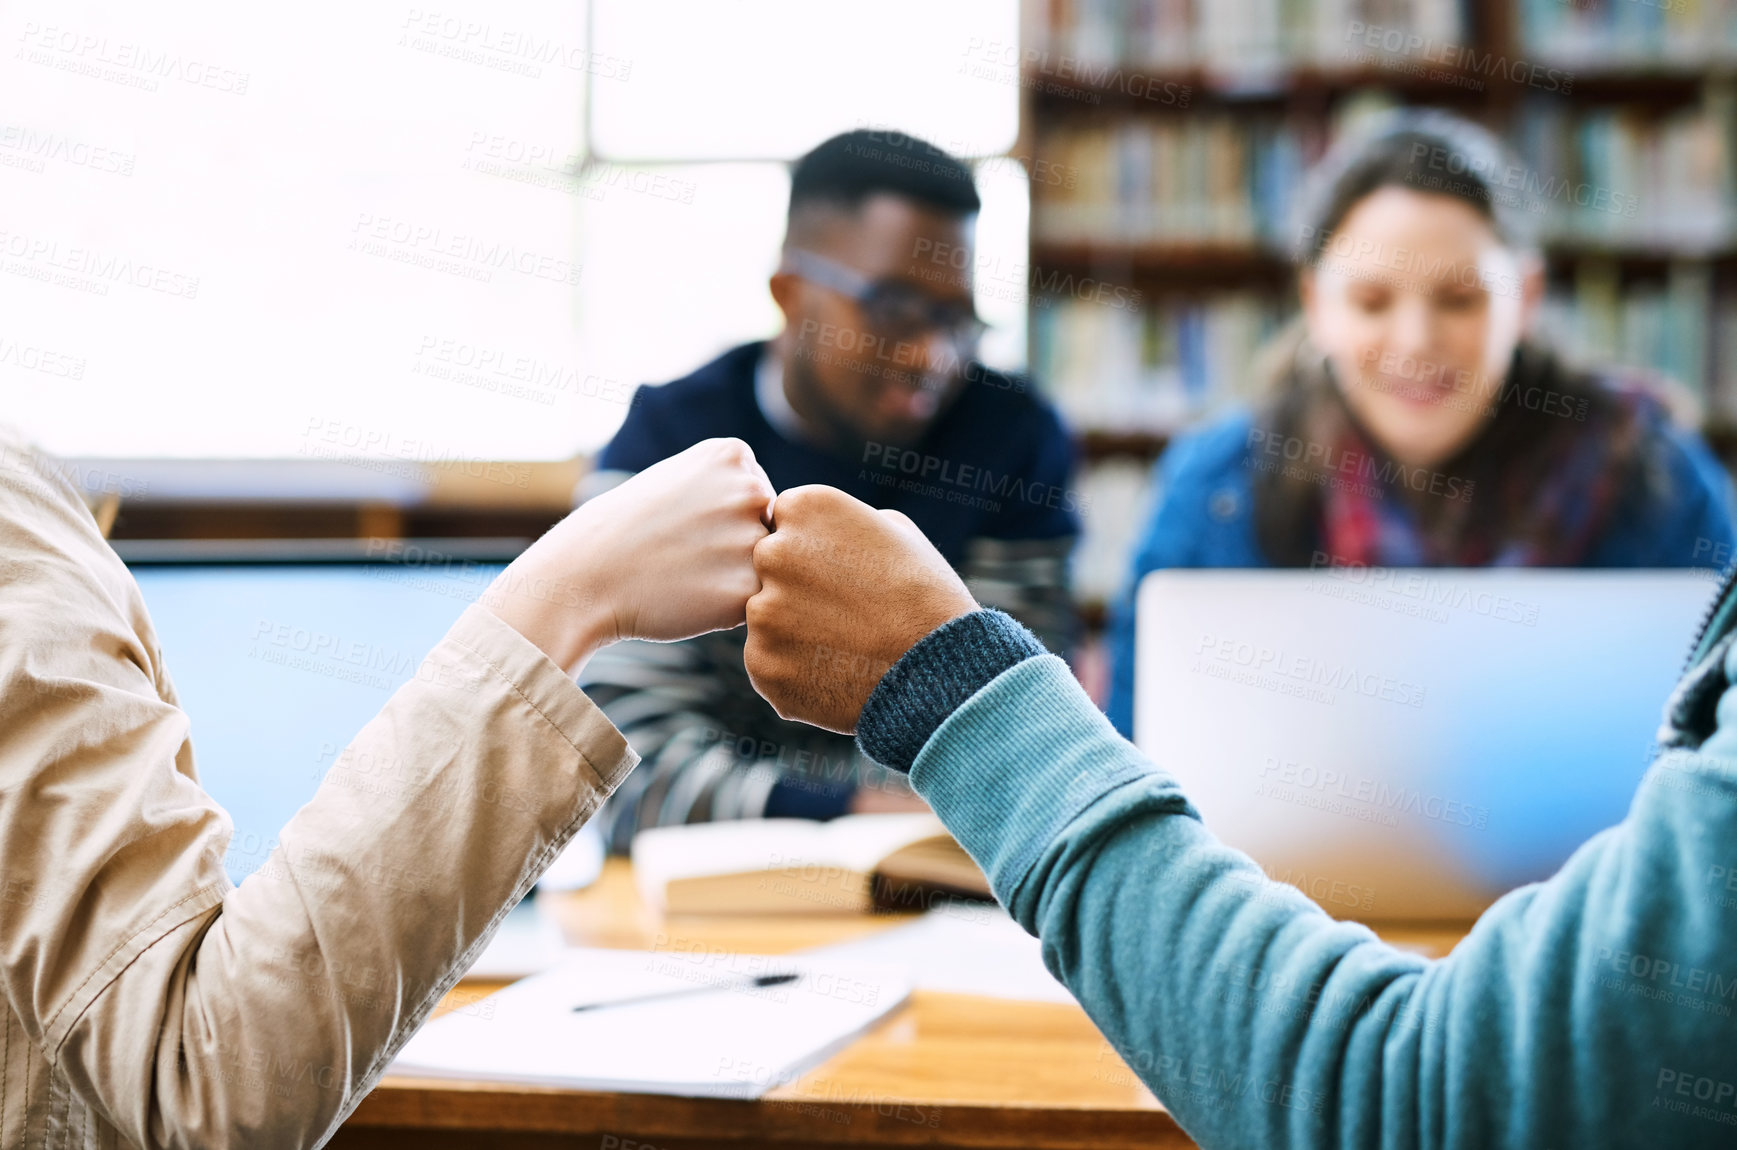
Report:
1319,373,1658,568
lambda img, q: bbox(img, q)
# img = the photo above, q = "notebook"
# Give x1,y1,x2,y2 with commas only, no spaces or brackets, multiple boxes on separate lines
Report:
630,813,990,915
391,947,911,1098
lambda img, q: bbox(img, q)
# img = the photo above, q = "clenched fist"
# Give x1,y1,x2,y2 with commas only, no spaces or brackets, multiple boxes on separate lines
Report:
744,485,978,733
485,438,774,673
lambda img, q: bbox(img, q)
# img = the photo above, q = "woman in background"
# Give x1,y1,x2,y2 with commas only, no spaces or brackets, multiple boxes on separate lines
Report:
1105,108,1737,738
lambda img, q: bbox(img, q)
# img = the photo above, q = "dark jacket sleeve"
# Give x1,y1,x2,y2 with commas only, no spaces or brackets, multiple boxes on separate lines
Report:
596,385,685,475
1589,422,1737,568
1104,423,1242,737
582,631,907,851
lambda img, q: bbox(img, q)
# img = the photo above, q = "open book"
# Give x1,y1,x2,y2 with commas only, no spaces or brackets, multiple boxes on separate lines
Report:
631,813,991,915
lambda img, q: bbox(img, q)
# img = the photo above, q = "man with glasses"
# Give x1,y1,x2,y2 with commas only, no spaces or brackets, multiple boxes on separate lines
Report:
579,130,1079,850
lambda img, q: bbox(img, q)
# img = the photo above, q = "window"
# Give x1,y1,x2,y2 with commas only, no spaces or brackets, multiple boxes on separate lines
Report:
2,1,1023,461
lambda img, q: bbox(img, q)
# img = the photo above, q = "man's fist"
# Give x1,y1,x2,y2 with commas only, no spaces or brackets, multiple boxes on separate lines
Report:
744,485,978,734
485,438,774,673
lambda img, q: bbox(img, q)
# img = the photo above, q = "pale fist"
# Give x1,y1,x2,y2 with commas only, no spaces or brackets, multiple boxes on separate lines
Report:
744,485,978,734
486,438,773,673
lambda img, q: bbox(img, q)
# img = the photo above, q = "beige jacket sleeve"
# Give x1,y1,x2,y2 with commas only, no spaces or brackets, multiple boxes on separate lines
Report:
0,429,638,1150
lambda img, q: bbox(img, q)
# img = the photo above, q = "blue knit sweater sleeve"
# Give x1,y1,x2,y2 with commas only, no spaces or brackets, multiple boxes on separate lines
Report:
864,618,1737,1148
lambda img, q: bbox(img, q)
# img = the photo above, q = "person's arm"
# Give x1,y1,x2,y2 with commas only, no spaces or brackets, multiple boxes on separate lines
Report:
1104,457,1195,738
1653,425,1736,568
1106,417,1258,737
577,390,832,846
958,535,1075,655
746,485,1737,1150
1583,420,1737,570
1,434,771,1149
954,398,1080,654
580,632,878,851
581,636,770,852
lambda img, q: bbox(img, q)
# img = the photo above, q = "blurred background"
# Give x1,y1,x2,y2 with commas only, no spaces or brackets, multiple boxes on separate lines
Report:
5,0,1735,668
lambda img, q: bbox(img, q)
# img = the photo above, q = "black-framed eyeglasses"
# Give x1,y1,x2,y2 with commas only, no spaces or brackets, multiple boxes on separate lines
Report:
783,248,988,348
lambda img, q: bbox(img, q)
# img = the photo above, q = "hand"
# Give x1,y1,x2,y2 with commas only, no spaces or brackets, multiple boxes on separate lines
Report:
744,485,978,733
484,438,774,674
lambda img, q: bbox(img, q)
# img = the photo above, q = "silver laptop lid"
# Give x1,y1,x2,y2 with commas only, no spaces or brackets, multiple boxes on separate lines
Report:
1133,568,1715,920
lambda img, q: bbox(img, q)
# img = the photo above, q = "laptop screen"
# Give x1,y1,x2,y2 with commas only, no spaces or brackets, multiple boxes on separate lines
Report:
130,558,508,884
1132,568,1714,918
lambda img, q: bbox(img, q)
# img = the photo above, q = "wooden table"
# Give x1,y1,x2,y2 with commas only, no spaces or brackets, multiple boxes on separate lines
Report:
333,861,1470,1150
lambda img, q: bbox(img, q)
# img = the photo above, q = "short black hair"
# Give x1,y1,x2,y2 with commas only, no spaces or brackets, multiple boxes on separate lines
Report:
788,130,981,221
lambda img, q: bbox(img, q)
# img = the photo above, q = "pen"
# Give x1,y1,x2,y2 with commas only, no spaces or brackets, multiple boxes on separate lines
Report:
571,972,801,1013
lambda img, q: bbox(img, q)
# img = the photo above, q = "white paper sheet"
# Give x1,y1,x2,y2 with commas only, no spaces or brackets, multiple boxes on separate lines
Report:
392,947,911,1098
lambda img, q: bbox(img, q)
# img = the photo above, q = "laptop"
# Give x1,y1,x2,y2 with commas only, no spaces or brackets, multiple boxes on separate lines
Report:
1132,567,1717,921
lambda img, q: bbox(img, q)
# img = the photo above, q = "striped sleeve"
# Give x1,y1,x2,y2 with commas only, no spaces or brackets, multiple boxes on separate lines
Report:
579,629,912,851
957,535,1078,656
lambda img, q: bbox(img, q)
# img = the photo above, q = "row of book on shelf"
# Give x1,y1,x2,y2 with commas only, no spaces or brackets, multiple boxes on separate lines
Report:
1028,0,1737,73
1516,0,1737,66
1026,0,1466,76
1032,94,1737,252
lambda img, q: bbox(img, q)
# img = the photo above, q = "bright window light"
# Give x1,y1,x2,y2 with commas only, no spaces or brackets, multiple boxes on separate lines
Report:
588,0,1019,161
2,1,1023,461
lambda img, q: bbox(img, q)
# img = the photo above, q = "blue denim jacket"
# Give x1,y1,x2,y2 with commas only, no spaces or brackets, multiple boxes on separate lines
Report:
1105,409,1737,737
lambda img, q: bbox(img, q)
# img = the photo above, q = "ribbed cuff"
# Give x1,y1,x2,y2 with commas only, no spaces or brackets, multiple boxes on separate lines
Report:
856,608,1046,773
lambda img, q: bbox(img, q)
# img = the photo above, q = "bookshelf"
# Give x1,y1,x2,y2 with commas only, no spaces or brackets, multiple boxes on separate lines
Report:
1019,0,1737,611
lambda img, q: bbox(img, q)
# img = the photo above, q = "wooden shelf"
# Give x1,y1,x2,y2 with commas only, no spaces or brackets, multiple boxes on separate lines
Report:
1519,67,1722,103
1079,423,1737,463
1023,63,1716,114
107,501,560,547
1029,241,1292,285
1704,423,1737,454
1078,429,1170,461
1540,243,1737,268
1026,242,1737,289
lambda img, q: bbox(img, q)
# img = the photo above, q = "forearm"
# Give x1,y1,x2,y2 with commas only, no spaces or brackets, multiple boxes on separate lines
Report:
864,610,1737,1149
51,606,636,1147
745,476,1737,1147
584,638,764,850
2,430,781,1149
881,647,1415,1145
584,636,868,849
